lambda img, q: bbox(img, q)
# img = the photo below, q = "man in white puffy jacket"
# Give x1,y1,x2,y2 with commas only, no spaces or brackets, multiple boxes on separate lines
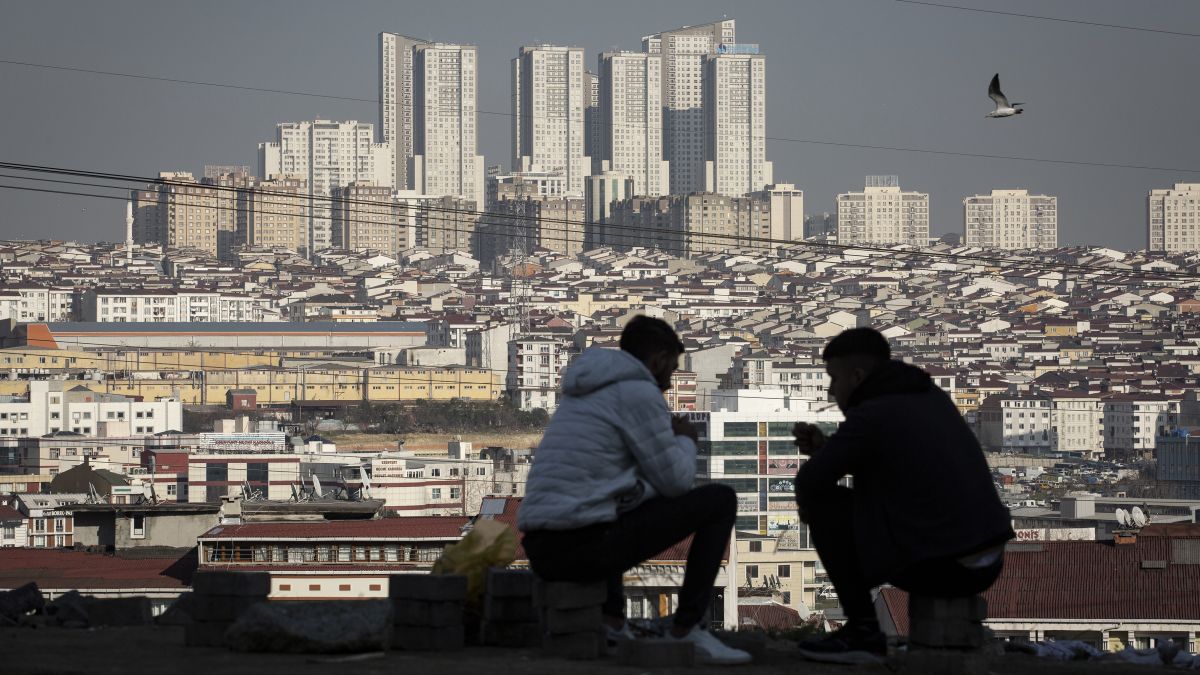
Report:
518,316,749,665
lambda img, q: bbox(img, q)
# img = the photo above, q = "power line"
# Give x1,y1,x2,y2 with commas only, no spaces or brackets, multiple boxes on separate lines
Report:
3,161,1197,284
892,0,1200,38
3,58,1198,174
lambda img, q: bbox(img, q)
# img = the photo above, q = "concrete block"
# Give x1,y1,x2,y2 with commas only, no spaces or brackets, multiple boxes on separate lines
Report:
185,620,231,648
392,599,464,628
909,621,986,649
192,571,271,598
483,596,539,623
226,601,393,654
192,595,266,623
486,568,534,598
543,606,602,635
902,649,988,675
617,638,696,667
85,597,153,626
389,574,467,602
909,595,988,622
543,631,601,660
714,631,768,661
392,624,465,651
480,620,543,647
534,579,606,610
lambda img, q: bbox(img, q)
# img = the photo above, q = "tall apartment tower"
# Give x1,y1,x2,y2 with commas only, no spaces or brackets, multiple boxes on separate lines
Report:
643,19,736,195
584,71,601,174
836,176,930,246
412,43,485,210
379,32,428,190
130,172,220,255
258,119,392,253
963,189,1058,250
598,52,668,197
704,51,771,197
332,182,406,256
512,45,591,196
1147,183,1200,253
239,177,310,255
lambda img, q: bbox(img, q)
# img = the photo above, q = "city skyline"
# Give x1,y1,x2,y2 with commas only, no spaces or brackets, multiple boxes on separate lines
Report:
2,0,1199,250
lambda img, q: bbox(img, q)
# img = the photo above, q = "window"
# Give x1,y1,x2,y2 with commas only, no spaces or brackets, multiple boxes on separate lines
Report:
723,422,758,437
431,488,442,500
205,464,228,483
778,564,791,578
749,541,762,553
246,462,269,485
2,526,14,539
747,565,759,579
131,514,146,539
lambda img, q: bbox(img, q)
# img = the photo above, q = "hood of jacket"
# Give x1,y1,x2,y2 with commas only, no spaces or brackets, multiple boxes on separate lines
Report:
561,347,656,397
846,360,934,409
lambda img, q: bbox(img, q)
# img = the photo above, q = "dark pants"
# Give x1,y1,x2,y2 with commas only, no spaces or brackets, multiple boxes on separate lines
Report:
522,483,737,630
801,486,1003,623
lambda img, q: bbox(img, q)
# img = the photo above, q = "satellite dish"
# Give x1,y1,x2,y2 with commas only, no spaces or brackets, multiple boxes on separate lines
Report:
1131,506,1148,528
359,465,372,500
1115,508,1130,528
312,473,324,499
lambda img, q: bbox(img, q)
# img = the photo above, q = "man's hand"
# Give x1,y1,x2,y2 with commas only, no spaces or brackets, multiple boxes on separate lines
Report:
671,415,699,443
793,422,827,456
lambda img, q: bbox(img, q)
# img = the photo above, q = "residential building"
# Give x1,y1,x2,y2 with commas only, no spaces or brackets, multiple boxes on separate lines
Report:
836,176,930,246
239,177,309,255
585,171,636,249
1157,431,1200,498
606,192,769,256
1103,395,1180,460
1147,183,1200,253
685,406,842,535
963,189,1058,250
202,166,255,259
379,32,429,190
507,336,572,411
750,184,804,243
79,289,276,323
584,70,601,174
703,50,771,197
332,182,406,256
642,19,737,195
187,451,300,504
735,530,823,614
130,172,221,255
512,45,590,196
0,505,27,547
480,196,585,264
1049,394,1105,460
0,380,181,440
5,493,84,548
412,43,485,209
597,52,668,196
417,195,479,255
258,119,392,253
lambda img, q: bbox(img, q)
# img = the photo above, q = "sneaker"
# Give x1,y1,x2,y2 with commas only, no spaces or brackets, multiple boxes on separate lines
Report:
669,625,753,665
796,621,887,665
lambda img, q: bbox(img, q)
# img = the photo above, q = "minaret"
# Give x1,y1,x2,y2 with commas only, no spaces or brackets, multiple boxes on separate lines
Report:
125,199,134,265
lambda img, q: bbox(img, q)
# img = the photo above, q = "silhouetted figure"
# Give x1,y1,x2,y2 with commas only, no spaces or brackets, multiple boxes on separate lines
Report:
792,328,1013,663
518,315,751,665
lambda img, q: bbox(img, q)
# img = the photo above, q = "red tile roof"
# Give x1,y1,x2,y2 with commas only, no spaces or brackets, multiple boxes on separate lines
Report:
0,505,24,521
198,517,470,541
0,548,195,591
739,602,803,631
881,525,1200,635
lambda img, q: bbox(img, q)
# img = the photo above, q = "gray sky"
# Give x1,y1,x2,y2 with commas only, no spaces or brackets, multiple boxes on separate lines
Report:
1,0,1198,250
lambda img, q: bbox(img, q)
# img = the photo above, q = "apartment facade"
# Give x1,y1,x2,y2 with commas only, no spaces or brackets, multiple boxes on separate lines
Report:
239,177,309,255
258,119,392,253
1147,183,1200,253
836,176,930,246
643,19,737,195
597,52,668,196
704,51,771,197
130,172,221,255
379,32,429,190
506,336,572,411
512,45,590,196
963,189,1058,250
331,182,406,256
0,381,181,439
412,43,485,209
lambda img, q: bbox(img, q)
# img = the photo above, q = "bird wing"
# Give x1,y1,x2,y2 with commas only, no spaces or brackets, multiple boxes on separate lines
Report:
988,73,1010,108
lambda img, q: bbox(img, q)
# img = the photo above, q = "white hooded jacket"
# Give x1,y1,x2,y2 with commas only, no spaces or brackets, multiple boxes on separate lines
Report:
516,347,697,532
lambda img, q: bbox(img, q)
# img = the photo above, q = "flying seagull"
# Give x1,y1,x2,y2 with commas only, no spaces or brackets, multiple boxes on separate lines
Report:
986,73,1024,118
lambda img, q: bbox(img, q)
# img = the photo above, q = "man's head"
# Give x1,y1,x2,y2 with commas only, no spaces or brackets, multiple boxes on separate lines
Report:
620,315,685,391
821,327,891,410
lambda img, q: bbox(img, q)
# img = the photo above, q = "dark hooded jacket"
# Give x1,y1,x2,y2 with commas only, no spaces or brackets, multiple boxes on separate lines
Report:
795,360,1013,582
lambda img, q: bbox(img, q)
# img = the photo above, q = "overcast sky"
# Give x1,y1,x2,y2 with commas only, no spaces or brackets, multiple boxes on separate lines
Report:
1,0,1198,250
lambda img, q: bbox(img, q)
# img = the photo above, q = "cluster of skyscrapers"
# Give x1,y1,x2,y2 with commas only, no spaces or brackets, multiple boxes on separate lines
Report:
129,18,1200,260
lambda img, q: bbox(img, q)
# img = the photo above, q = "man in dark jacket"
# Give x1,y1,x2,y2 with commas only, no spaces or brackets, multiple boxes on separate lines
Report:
792,328,1013,663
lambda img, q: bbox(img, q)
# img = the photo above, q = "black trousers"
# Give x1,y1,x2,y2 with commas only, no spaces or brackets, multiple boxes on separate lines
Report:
801,486,1003,622
522,483,737,630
